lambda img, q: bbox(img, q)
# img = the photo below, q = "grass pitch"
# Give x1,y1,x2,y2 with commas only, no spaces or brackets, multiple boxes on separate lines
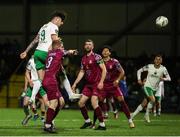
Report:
0,108,180,136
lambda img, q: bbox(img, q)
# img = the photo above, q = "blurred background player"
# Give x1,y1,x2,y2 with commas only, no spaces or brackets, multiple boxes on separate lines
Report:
133,54,171,123
72,39,107,130
22,56,47,125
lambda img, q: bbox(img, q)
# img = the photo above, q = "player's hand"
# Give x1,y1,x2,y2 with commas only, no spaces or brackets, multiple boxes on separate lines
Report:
113,79,119,87
72,83,76,92
68,49,78,55
20,51,27,59
160,77,164,81
97,82,103,90
138,80,143,86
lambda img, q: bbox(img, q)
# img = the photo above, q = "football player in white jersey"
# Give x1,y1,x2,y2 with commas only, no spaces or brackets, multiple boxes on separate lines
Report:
20,11,65,82
20,11,80,100
131,54,171,123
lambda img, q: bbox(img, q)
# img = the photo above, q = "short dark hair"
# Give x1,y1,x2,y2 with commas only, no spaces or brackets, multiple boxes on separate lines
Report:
85,39,94,44
102,45,112,53
50,10,67,21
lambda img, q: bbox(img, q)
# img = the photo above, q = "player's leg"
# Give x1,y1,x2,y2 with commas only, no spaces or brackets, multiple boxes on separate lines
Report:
29,80,41,103
109,97,119,119
62,73,81,99
78,94,91,129
156,96,161,116
38,98,46,122
34,50,47,81
91,95,106,130
44,99,58,133
144,87,155,123
116,95,135,128
22,87,32,125
131,98,148,119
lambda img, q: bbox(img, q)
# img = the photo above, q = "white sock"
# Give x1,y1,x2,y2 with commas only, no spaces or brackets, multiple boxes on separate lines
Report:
146,101,153,115
85,118,91,123
63,75,73,96
132,104,143,118
99,122,105,127
30,80,41,101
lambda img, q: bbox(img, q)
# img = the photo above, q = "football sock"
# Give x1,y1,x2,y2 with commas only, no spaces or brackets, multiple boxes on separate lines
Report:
120,101,131,119
80,106,89,120
46,108,55,124
30,80,41,102
23,106,29,116
93,111,97,124
146,101,153,115
95,106,104,122
132,104,143,118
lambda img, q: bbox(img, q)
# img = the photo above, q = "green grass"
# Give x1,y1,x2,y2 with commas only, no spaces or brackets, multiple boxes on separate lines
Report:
0,108,180,136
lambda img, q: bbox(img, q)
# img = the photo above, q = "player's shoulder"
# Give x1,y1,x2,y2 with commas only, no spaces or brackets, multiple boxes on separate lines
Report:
94,53,102,60
111,58,119,63
160,64,167,70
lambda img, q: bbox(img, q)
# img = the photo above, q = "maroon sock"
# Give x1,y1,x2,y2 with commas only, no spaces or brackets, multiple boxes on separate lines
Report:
46,108,55,124
111,101,117,112
31,107,37,114
53,105,60,120
95,106,104,122
99,102,107,113
120,101,131,119
80,106,89,120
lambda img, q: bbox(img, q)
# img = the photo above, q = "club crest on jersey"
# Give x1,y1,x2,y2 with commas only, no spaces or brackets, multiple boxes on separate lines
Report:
109,65,112,69
89,60,92,64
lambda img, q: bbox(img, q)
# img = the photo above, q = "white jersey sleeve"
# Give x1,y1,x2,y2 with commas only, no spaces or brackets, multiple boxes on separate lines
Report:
137,65,149,80
36,22,58,52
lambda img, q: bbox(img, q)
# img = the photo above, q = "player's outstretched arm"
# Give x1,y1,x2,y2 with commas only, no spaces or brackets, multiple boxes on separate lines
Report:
20,35,39,59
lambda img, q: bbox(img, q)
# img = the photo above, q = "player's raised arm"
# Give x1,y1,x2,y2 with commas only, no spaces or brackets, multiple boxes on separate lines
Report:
20,35,39,59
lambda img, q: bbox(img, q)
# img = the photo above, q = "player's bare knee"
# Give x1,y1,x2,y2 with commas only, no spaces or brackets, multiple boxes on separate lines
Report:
59,97,65,108
49,99,58,110
78,100,85,108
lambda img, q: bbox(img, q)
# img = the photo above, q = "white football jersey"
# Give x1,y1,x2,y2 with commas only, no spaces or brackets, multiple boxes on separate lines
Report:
36,22,58,52
26,57,38,81
137,64,170,90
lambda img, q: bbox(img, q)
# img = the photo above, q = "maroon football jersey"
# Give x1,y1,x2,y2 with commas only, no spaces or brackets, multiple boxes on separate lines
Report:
43,49,64,84
104,58,122,88
81,52,103,84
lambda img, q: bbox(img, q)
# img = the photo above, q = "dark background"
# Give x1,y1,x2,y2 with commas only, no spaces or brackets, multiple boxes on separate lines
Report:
0,0,180,112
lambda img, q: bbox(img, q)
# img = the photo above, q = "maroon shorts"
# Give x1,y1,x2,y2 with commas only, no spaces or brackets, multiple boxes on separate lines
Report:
100,86,123,99
45,84,62,100
82,84,101,97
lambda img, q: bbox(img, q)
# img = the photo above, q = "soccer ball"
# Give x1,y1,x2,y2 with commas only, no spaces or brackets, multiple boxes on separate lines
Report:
156,16,168,27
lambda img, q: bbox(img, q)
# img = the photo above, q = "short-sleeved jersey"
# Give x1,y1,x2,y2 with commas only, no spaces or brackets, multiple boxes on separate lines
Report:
36,22,58,52
104,58,122,89
81,52,103,84
26,57,38,81
137,64,170,90
43,49,64,84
